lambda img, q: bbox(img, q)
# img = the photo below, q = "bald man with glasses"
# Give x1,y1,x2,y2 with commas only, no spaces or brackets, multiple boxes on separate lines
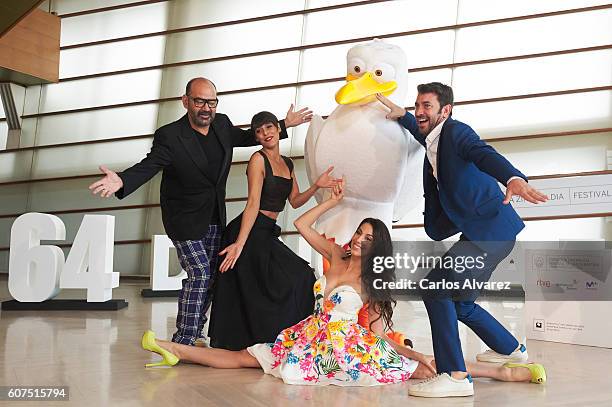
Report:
90,77,312,345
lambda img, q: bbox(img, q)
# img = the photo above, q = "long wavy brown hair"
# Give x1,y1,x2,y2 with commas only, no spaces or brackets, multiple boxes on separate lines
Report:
351,218,396,332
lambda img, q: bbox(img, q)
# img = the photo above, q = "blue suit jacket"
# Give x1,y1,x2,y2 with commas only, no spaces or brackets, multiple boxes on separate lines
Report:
399,112,526,242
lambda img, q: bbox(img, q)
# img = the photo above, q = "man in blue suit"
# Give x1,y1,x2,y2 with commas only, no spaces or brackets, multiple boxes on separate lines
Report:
377,83,547,397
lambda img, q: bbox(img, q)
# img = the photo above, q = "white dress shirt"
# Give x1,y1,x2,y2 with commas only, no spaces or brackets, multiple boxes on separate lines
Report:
425,119,446,181
424,118,521,186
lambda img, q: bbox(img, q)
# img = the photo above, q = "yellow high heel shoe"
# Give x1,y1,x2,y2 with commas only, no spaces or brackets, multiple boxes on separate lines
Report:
503,362,546,384
141,330,179,368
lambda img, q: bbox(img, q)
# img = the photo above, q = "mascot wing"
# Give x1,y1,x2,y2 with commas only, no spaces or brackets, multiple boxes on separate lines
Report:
393,130,426,222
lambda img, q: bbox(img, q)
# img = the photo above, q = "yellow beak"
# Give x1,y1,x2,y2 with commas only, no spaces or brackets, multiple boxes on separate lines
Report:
335,72,397,105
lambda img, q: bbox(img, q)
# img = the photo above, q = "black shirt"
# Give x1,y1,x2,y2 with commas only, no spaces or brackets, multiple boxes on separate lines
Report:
195,127,225,224
257,150,293,212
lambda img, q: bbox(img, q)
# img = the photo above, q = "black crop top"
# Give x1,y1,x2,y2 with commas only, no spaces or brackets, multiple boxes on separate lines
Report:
256,150,293,212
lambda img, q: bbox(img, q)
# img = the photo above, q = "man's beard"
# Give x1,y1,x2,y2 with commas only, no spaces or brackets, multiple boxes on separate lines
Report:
193,111,214,126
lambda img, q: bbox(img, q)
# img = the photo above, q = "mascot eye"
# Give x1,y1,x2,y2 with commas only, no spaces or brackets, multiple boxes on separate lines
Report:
354,66,361,73
371,63,395,83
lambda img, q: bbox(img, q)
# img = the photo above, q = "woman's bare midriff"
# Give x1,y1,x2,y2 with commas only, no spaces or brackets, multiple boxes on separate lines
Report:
259,209,280,220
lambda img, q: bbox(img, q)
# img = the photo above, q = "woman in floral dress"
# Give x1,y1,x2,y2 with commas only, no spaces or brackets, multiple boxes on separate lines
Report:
142,179,545,387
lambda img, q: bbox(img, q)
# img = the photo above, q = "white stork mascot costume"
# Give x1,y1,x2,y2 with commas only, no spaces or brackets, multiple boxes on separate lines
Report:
305,39,424,246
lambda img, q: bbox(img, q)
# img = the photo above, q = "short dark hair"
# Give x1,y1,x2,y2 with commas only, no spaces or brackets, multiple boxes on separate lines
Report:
251,111,279,131
417,82,454,111
185,77,217,96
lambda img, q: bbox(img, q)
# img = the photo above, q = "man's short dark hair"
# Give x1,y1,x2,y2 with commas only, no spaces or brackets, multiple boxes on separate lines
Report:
417,82,454,110
251,111,279,131
185,77,217,95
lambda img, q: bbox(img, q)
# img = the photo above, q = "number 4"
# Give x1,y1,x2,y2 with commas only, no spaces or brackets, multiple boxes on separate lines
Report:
61,215,118,301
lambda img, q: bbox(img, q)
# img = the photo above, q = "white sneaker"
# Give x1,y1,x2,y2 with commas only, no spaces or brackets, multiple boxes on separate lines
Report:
409,373,474,397
476,344,528,363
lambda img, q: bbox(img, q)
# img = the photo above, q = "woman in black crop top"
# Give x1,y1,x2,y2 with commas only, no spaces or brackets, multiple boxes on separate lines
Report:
208,111,340,350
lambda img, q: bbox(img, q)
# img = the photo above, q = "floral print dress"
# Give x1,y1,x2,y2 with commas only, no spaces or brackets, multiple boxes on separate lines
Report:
247,276,418,386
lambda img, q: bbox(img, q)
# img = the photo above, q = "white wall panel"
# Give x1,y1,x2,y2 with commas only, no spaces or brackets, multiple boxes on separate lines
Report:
40,71,163,113
457,0,611,23
165,0,304,27
453,90,612,138
0,151,34,182
158,52,301,98
31,138,155,178
0,219,16,246
26,178,152,213
492,133,612,177
59,37,167,78
303,0,459,44
454,9,612,61
517,217,605,240
226,163,249,199
32,105,159,146
0,123,7,149
59,1,169,46
307,0,357,8
453,50,612,101
0,185,30,215
162,16,304,64
52,0,143,15
112,244,145,275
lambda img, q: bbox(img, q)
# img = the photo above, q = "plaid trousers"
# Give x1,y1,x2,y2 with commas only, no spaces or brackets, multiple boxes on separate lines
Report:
171,225,221,345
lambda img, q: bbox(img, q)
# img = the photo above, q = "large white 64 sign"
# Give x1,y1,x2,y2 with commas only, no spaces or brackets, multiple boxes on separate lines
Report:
9,213,119,302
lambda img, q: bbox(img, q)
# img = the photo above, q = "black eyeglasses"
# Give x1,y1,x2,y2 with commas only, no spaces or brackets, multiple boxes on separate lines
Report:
187,96,218,108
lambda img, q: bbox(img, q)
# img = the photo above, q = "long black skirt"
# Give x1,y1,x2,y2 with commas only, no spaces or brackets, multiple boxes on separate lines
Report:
208,212,316,350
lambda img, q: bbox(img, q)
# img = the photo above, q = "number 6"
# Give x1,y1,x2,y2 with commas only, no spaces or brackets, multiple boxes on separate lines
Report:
9,213,65,302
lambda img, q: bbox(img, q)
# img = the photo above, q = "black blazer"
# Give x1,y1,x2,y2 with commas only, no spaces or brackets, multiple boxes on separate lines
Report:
115,113,288,240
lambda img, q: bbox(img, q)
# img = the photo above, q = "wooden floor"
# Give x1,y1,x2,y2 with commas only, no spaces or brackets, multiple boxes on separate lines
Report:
0,280,610,407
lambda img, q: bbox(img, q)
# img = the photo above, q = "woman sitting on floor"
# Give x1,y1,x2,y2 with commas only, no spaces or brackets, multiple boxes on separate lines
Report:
142,180,546,387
